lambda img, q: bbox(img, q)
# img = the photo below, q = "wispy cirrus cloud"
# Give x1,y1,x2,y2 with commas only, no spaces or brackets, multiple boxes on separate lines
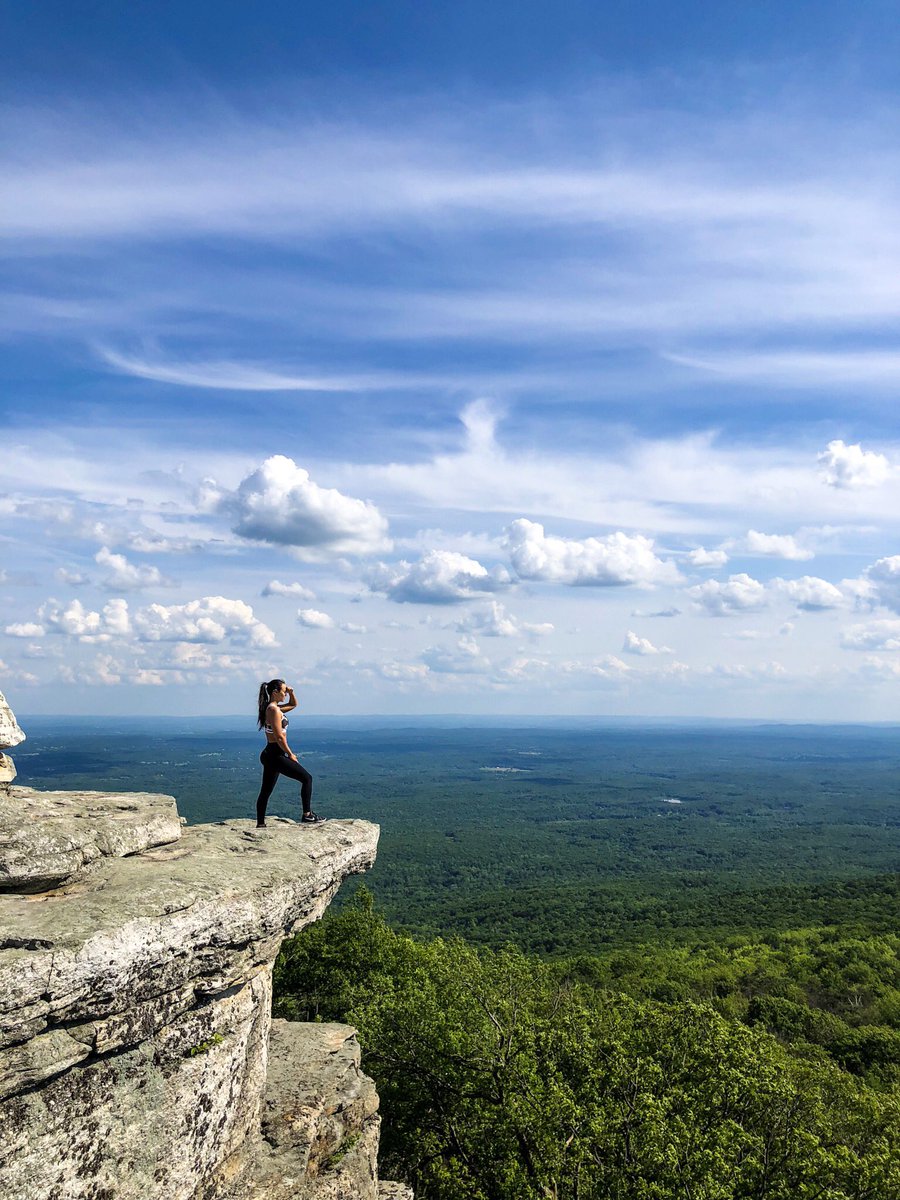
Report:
5,93,900,388
98,347,455,393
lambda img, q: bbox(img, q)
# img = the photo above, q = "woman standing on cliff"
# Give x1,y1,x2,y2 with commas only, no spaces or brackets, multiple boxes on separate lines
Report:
255,679,325,828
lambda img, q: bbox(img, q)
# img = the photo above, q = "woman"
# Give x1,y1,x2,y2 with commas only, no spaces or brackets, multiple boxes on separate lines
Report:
255,678,325,828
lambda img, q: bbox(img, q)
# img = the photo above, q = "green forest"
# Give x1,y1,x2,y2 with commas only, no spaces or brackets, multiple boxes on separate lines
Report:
265,723,900,1199
275,891,900,1200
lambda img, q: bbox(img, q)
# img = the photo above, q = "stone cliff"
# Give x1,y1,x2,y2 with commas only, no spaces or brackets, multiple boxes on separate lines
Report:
0,693,411,1200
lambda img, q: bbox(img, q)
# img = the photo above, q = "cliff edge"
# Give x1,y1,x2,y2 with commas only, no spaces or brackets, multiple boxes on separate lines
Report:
0,694,411,1200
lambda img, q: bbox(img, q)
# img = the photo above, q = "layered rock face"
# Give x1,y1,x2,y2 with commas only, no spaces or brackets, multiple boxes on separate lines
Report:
0,690,24,790
0,699,411,1200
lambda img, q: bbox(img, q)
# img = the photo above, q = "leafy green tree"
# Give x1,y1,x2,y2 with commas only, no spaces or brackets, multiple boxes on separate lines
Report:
274,893,900,1199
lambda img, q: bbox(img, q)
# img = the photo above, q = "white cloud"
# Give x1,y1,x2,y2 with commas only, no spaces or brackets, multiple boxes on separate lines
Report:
39,598,131,642
689,547,728,568
774,576,844,611
744,530,813,561
860,655,900,679
100,347,436,393
818,440,890,489
132,669,168,686
225,456,390,556
55,567,90,586
262,579,316,600
134,596,276,646
102,598,131,637
622,631,673,656
842,620,900,651
559,655,631,681
170,642,216,668
863,556,900,613
297,608,335,629
368,549,511,605
688,573,767,616
95,546,169,590
4,622,45,638
505,519,678,587
456,600,553,638
60,654,123,686
422,636,490,674
340,622,367,634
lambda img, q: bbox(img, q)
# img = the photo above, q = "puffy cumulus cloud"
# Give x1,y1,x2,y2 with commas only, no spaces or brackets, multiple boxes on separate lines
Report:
226,456,390,556
688,548,729,568
170,642,217,668
421,636,491,674
132,669,169,686
744,530,814,561
102,598,131,637
39,598,131,642
505,519,678,587
773,576,844,611
340,622,368,635
297,608,335,629
863,556,900,613
60,654,123,686
841,620,900,651
262,579,316,600
4,622,45,638
622,631,673,656
368,550,511,605
456,600,553,639
688,573,767,616
134,597,276,646
818,440,890,489
94,547,171,591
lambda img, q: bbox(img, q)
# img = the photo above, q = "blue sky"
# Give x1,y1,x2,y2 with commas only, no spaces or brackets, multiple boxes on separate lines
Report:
3,2,900,719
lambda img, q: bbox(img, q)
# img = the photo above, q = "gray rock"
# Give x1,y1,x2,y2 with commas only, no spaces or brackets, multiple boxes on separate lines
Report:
378,1184,415,1200
0,812,381,1199
0,693,24,750
2,967,273,1200
0,786,183,892
0,754,15,788
0,817,379,1064
236,1020,383,1199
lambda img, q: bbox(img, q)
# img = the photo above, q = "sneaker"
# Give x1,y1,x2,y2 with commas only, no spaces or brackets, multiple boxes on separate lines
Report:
301,811,327,824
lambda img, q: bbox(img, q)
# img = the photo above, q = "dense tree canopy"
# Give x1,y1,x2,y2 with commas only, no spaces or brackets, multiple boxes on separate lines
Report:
275,893,900,1200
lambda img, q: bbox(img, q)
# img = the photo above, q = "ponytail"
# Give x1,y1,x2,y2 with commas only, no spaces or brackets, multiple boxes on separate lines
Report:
257,679,284,729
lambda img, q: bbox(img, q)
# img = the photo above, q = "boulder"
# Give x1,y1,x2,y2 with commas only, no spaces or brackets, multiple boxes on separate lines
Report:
0,693,24,750
0,755,15,786
0,786,182,892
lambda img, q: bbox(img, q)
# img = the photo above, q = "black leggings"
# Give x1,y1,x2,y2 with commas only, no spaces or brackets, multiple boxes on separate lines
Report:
256,744,313,823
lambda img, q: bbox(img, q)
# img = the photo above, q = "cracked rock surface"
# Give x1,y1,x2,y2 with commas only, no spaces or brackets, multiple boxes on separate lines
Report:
0,816,378,1068
0,786,183,891
0,800,381,1200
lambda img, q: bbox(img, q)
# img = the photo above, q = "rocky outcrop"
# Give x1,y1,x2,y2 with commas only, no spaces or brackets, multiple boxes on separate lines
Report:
0,691,24,792
0,786,182,891
0,698,410,1199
